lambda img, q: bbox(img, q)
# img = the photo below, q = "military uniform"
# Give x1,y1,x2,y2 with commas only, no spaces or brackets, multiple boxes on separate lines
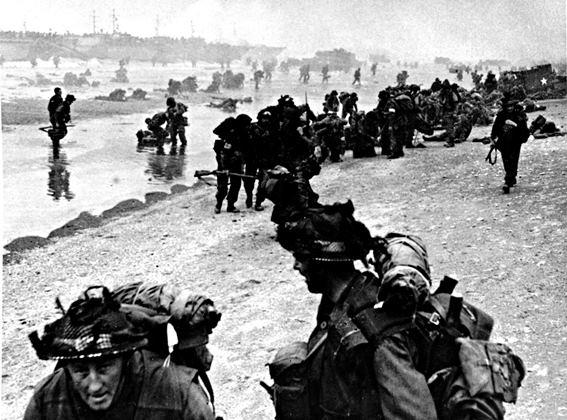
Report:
491,103,530,191
166,102,188,153
24,350,213,420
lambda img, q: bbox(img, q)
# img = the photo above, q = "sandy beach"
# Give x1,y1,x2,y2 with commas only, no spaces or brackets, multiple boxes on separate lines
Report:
2,96,566,419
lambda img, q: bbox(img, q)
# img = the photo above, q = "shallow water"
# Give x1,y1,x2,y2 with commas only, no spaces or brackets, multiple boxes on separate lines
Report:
2,58,469,246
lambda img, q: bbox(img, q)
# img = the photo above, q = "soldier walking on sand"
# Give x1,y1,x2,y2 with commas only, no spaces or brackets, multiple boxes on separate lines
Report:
352,67,362,86
264,200,524,419
490,95,530,194
25,287,214,419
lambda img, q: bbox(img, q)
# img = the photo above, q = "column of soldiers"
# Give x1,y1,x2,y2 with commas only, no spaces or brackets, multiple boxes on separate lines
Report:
209,75,502,214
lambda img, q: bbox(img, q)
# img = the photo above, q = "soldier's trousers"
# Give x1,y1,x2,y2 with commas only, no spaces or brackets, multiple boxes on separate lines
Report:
442,113,457,144
216,154,243,208
500,144,522,186
243,162,266,206
170,126,187,148
391,126,408,157
380,124,391,155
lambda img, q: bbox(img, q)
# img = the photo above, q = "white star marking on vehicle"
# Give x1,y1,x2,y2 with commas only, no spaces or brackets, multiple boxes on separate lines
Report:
541,77,548,85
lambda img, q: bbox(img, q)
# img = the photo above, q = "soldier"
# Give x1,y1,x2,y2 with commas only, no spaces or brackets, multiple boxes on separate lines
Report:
165,97,188,155
352,67,362,85
322,90,339,114
266,200,523,419
53,94,76,136
213,114,250,213
245,110,279,211
253,70,264,90
376,90,393,156
341,92,358,121
144,112,169,155
484,71,498,94
490,96,530,193
321,64,330,83
439,80,460,147
48,87,63,129
371,62,377,76
25,287,214,419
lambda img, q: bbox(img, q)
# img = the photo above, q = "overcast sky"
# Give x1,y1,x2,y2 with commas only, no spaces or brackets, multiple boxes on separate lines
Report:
2,0,565,62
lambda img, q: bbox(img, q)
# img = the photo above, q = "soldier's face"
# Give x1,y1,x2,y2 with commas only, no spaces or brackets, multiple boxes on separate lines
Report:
67,355,124,411
293,257,326,293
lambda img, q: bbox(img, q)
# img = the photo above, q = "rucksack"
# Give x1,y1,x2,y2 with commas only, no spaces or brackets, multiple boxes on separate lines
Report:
393,94,416,114
150,112,167,127
111,282,221,412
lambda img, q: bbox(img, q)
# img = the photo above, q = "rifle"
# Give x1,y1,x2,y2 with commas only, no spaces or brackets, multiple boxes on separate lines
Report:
38,124,75,133
194,169,256,180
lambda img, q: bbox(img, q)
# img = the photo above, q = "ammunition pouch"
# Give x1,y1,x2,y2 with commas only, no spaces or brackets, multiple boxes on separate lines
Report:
456,338,525,404
428,366,506,420
268,341,313,420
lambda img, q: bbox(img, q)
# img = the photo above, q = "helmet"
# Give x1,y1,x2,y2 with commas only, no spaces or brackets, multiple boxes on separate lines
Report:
28,286,147,361
276,200,372,263
166,97,176,107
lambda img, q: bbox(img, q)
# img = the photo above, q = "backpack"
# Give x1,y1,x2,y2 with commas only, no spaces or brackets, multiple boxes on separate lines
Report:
393,94,416,114
111,282,221,412
150,112,167,127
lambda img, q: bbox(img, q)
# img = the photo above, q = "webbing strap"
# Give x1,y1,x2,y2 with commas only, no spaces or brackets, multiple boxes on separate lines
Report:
485,145,498,165
198,370,217,416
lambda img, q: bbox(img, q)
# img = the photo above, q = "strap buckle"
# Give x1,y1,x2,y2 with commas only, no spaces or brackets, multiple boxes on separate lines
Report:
429,312,441,326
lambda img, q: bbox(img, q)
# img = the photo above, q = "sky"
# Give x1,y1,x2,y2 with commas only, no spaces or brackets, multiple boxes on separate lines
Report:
1,0,565,63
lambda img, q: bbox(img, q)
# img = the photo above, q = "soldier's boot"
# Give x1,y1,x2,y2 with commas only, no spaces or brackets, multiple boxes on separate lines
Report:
245,196,253,208
226,203,240,213
170,146,177,156
214,200,222,214
157,146,165,156
179,145,186,155
502,185,510,194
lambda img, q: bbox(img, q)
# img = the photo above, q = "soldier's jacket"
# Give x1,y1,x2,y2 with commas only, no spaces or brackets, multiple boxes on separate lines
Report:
491,108,530,149
304,272,436,419
24,350,214,420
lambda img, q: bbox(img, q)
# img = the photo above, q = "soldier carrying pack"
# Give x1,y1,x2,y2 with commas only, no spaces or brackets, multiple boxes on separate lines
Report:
264,224,525,420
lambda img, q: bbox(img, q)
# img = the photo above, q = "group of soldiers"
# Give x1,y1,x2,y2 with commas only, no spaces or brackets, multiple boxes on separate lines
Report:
46,87,76,156
137,97,189,155
29,70,532,419
209,71,526,218
29,95,526,420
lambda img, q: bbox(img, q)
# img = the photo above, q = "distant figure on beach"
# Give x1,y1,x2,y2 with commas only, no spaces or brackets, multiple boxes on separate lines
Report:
352,67,361,85
48,87,63,128
321,64,330,83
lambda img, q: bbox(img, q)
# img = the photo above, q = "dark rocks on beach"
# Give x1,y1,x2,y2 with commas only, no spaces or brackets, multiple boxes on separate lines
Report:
145,191,169,205
101,199,146,219
4,236,50,253
47,212,102,239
